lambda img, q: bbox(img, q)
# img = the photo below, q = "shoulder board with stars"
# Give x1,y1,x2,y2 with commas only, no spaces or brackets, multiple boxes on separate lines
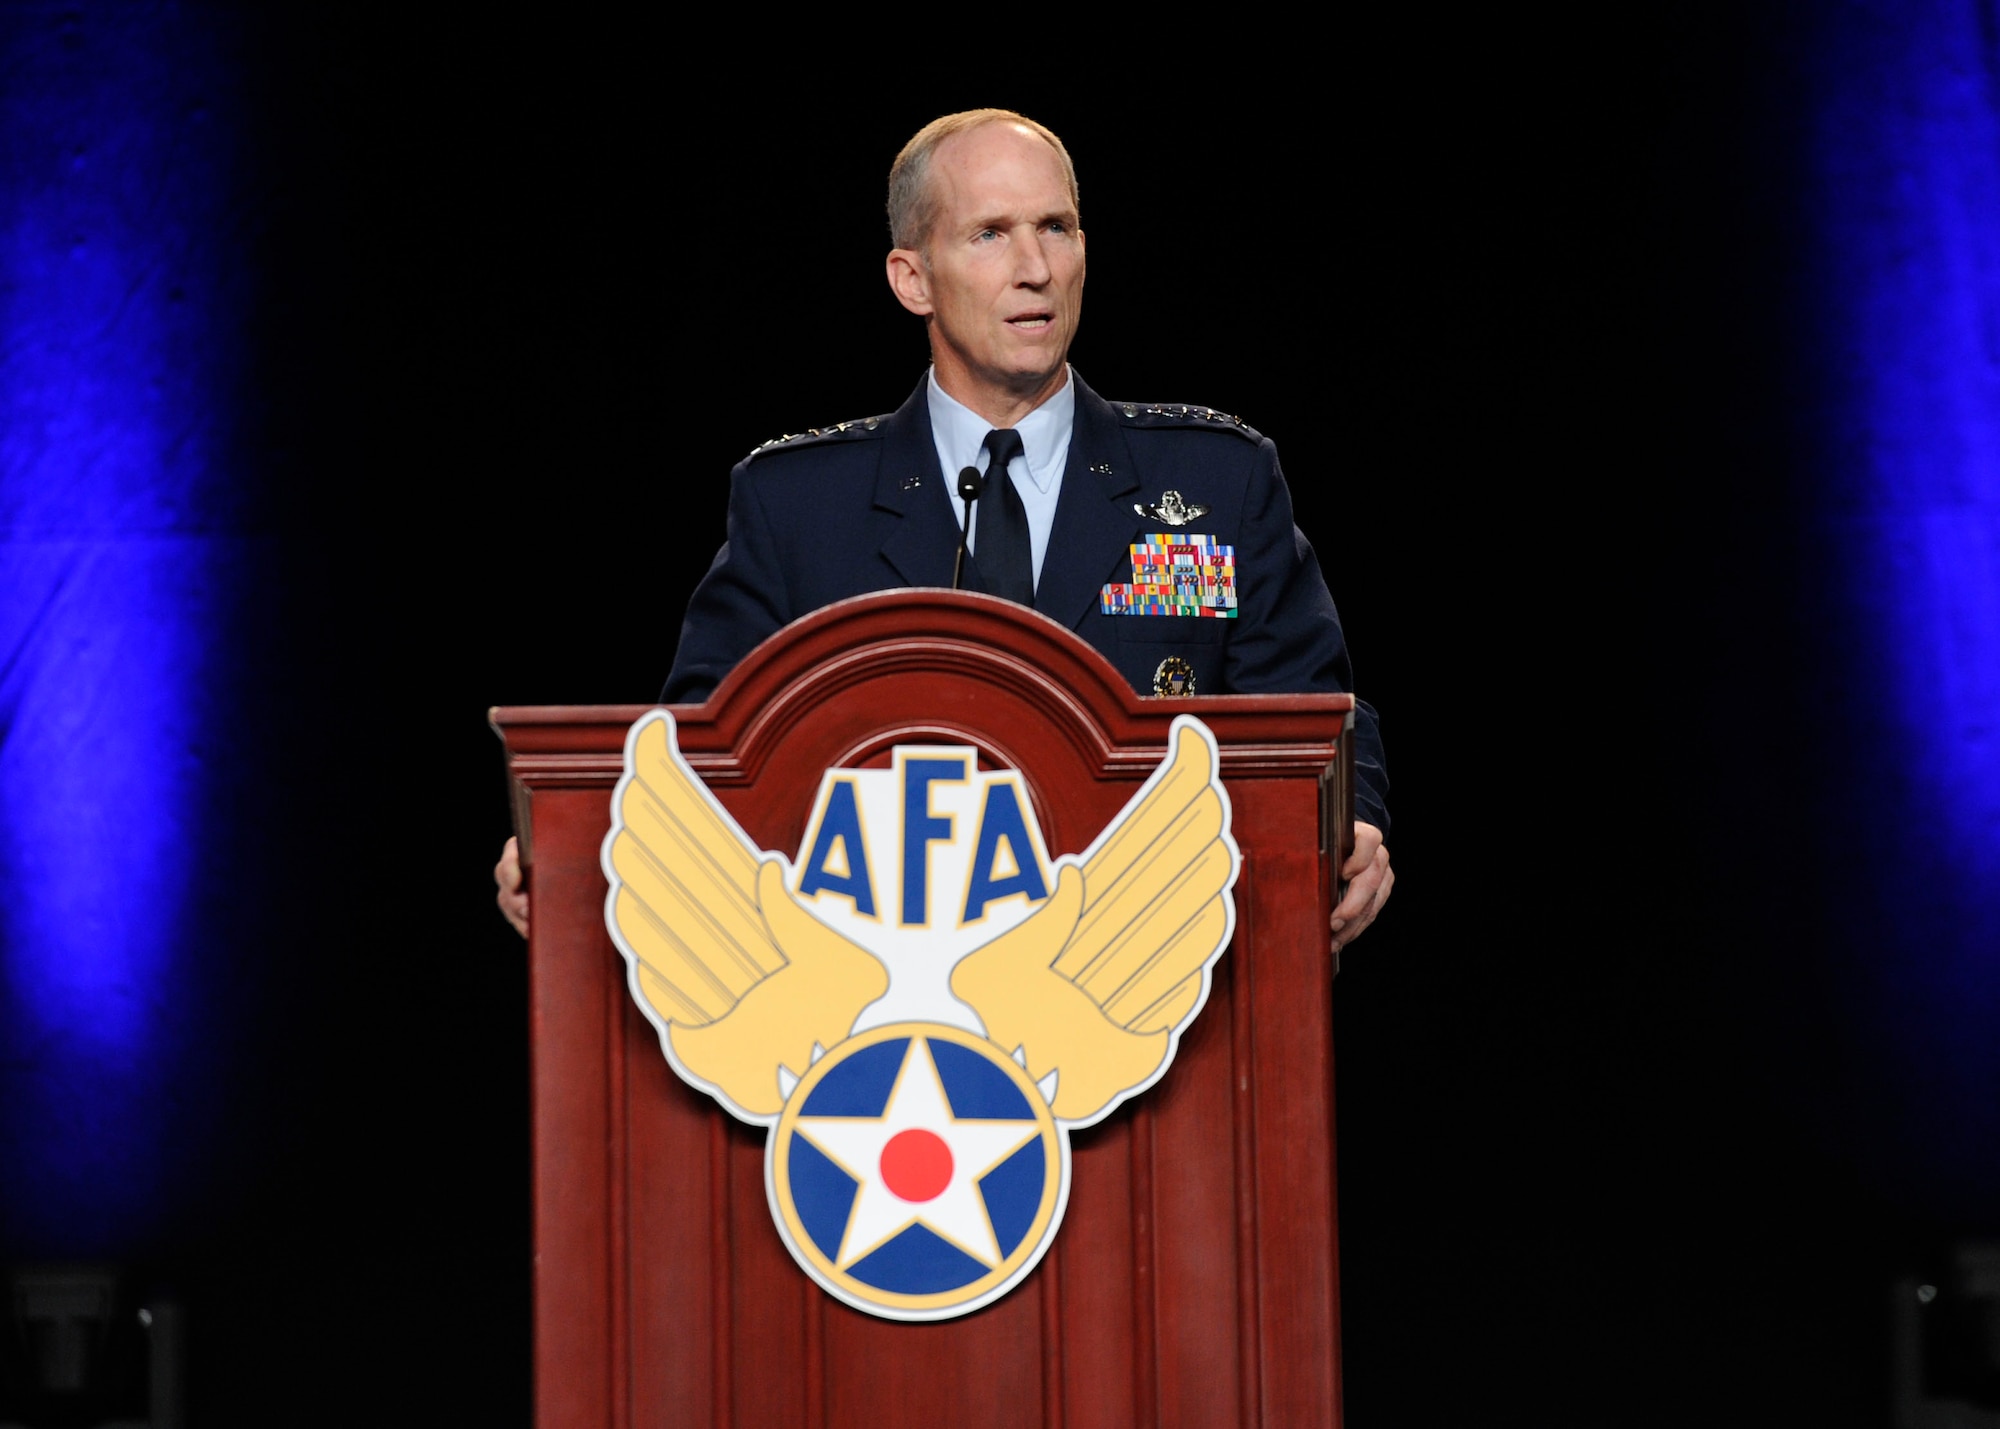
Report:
1111,402,1263,444
744,414,893,463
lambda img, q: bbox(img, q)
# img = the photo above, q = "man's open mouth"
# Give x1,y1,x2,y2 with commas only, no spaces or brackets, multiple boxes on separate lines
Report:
1008,312,1053,328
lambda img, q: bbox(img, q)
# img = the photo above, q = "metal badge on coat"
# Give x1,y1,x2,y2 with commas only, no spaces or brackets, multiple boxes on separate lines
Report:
1133,490,1210,526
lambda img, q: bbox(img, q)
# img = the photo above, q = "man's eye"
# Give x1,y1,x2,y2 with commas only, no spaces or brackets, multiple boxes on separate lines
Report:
1046,221,1068,234
975,228,998,241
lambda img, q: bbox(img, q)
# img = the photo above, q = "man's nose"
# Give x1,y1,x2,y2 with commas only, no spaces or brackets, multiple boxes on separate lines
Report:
1013,232,1053,287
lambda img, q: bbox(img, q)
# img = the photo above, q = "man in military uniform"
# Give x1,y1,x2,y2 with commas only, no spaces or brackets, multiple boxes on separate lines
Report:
497,109,1392,950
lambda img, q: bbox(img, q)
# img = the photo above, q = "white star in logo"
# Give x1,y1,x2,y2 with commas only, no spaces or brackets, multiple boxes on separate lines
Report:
794,1038,1040,1270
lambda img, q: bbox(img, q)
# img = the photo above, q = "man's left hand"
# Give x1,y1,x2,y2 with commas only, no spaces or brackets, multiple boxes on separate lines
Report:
1331,820,1392,953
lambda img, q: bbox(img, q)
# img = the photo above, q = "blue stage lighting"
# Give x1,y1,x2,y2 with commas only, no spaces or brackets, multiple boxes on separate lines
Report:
1799,1,2000,1193
0,8,246,1252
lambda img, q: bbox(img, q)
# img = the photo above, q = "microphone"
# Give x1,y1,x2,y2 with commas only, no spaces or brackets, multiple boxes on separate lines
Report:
951,465,984,590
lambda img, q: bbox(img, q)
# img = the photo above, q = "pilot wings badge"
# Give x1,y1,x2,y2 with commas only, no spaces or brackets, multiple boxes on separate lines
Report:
1133,489,1210,526
601,710,1241,1321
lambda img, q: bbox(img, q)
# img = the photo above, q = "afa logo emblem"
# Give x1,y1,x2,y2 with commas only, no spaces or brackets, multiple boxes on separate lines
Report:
601,710,1240,1321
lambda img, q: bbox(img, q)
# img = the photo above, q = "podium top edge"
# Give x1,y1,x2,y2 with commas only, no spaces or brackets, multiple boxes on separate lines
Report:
489,692,1356,731
489,703,667,727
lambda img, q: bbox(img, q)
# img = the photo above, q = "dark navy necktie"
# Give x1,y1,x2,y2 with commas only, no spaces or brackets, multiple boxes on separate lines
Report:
976,427,1034,605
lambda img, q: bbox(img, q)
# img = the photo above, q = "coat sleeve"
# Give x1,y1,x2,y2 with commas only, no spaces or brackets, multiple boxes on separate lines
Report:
661,458,793,704
1222,438,1391,832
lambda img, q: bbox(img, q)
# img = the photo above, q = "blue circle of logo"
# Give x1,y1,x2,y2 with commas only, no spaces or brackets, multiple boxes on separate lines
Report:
768,1023,1067,1320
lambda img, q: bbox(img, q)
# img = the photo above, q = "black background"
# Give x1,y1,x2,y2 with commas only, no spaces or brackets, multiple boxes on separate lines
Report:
20,8,1991,1424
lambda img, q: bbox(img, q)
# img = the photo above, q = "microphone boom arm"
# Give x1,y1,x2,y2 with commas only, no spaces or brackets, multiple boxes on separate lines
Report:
951,465,983,590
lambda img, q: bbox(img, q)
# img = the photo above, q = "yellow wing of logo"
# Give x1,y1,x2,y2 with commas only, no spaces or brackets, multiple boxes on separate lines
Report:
602,712,889,1121
950,717,1239,1126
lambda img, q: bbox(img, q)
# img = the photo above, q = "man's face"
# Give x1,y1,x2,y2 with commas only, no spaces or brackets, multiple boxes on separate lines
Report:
889,123,1085,415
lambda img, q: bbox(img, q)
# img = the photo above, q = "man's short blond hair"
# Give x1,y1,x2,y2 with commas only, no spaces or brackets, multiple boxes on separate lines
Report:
887,109,1080,255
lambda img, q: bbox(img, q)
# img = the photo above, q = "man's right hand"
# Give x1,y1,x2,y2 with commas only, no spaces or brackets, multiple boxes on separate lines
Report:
495,836,529,938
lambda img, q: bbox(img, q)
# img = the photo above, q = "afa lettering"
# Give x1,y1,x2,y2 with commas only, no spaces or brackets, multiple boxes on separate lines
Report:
900,757,966,926
797,779,876,915
962,783,1049,922
795,757,1053,931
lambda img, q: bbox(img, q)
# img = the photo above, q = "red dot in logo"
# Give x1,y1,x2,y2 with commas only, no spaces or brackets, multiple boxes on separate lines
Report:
879,1128,954,1203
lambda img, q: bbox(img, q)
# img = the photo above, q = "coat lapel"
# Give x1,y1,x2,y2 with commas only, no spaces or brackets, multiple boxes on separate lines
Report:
875,378,979,591
1034,375,1140,631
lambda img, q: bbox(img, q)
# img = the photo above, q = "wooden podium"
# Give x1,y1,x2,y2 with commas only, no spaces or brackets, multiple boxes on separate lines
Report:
492,591,1357,1428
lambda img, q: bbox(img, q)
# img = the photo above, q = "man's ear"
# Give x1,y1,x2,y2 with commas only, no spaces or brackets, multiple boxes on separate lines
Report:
886,248,934,316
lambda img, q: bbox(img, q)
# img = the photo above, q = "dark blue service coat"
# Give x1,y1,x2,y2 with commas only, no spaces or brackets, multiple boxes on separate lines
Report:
663,374,1388,829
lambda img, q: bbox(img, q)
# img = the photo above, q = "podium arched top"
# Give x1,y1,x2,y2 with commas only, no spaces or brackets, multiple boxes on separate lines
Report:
494,588,1354,798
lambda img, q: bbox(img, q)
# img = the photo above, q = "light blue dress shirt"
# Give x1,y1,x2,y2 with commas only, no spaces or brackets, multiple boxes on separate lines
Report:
927,367,1075,591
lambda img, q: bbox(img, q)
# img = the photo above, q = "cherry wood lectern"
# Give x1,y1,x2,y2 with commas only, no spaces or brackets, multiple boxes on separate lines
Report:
491,591,1358,1428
